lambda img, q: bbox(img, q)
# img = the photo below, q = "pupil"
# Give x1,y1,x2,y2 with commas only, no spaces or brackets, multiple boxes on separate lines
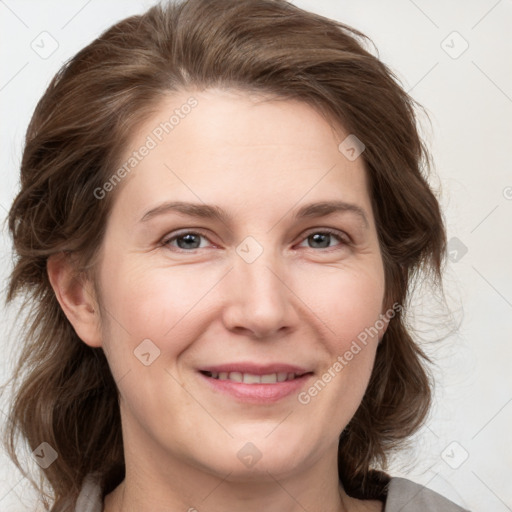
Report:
177,234,200,249
310,233,330,248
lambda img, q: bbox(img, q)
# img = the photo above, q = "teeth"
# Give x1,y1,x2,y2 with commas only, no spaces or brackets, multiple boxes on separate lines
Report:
260,373,277,383
229,371,243,382
243,373,261,384
206,371,302,383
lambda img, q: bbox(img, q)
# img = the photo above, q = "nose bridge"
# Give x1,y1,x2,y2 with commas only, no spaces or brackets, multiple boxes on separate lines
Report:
236,235,286,300
222,235,294,336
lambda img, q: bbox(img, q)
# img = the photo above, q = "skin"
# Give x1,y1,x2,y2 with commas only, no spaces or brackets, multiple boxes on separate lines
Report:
48,88,387,512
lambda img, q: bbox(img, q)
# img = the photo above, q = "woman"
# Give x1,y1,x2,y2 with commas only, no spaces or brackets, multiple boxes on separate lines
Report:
2,0,468,510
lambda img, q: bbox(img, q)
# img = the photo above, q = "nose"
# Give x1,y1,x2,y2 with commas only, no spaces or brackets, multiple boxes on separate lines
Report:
221,245,298,339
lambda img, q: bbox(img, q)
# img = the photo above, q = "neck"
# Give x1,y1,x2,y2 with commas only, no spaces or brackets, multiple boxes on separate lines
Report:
104,455,355,512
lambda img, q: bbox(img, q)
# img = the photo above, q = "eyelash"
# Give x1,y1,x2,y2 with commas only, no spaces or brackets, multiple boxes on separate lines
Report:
161,228,350,253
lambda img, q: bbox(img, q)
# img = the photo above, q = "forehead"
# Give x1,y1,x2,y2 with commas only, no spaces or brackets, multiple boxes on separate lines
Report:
110,88,372,223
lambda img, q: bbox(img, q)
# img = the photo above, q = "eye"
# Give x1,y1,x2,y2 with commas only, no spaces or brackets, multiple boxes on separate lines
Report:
297,229,348,250
161,228,349,253
162,231,213,251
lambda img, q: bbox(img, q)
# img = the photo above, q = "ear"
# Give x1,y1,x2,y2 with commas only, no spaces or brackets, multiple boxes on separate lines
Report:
47,253,102,348
377,300,401,344
377,318,389,344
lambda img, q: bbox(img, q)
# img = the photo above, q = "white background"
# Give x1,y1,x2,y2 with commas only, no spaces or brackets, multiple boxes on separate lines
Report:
1,1,511,510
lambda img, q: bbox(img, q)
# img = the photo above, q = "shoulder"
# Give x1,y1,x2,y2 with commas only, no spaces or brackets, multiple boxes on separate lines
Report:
385,477,470,511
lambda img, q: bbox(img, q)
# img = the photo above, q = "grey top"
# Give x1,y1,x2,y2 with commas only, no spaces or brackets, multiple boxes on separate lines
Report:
75,473,470,511
385,477,469,511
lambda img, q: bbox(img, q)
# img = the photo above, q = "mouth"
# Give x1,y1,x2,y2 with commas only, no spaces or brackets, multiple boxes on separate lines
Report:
197,363,314,403
199,370,309,384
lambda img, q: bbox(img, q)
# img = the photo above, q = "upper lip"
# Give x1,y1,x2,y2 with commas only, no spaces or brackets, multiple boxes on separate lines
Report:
198,362,312,375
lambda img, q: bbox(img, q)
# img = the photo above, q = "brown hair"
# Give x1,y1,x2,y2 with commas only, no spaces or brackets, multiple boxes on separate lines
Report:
2,0,446,509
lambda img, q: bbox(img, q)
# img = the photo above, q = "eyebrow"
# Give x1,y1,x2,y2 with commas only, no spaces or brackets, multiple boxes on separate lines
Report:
139,200,369,228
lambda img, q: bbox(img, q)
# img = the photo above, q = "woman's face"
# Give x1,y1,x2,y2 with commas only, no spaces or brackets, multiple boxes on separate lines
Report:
92,88,386,480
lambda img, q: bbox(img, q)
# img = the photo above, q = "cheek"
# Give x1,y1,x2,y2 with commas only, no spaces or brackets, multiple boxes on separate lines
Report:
301,261,385,344
97,257,224,362
296,261,385,402
95,263,213,423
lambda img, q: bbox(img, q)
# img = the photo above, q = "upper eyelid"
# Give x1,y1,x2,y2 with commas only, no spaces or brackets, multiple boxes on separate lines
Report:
162,228,212,243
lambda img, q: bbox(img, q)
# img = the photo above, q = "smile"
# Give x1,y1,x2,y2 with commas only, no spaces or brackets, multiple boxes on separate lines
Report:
198,364,314,403
201,371,306,384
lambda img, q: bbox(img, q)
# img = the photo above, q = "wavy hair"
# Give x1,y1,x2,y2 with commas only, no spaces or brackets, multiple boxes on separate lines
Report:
2,0,446,509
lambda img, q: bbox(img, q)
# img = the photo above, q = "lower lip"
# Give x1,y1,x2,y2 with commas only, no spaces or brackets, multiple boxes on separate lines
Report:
198,372,313,403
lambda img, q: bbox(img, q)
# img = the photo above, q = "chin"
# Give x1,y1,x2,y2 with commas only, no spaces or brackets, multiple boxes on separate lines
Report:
191,434,313,481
